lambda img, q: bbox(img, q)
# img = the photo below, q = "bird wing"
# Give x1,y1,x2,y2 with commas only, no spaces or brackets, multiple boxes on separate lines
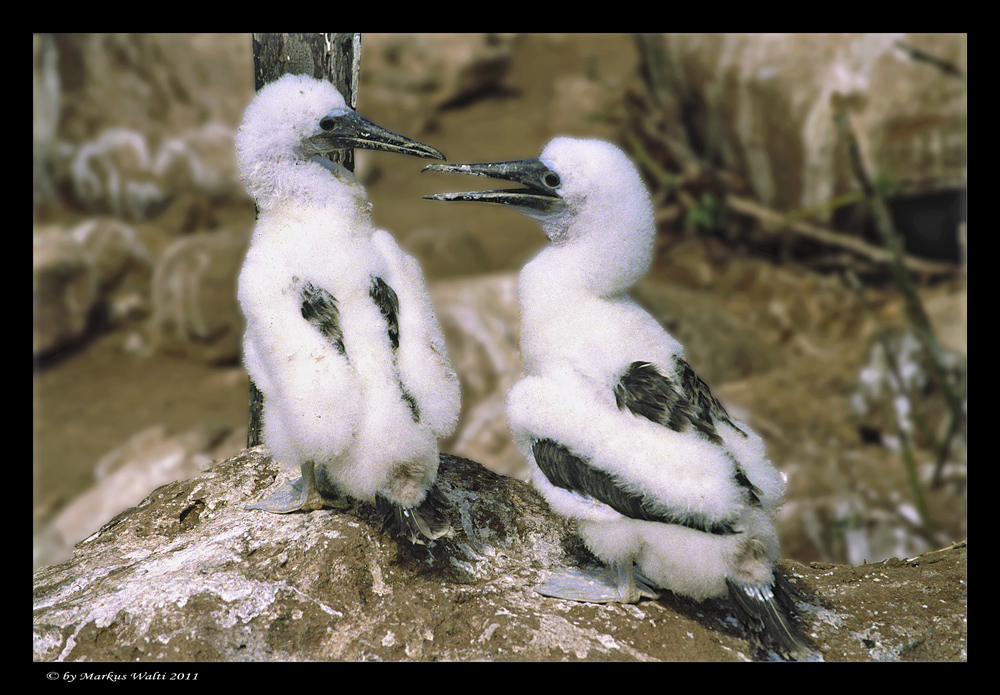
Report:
366,275,421,423
370,230,460,438
507,368,752,527
532,438,737,534
238,236,361,456
300,281,346,355
613,359,746,445
613,359,761,506
368,275,401,351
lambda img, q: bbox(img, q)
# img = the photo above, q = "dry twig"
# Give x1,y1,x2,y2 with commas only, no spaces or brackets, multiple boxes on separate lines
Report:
724,195,956,278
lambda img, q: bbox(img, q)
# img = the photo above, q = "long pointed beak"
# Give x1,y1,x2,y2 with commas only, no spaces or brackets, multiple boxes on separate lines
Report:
305,109,445,160
422,158,564,213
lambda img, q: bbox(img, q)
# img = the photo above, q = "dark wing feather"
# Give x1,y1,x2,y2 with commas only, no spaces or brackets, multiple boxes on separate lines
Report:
532,438,736,535
614,359,748,444
300,282,346,355
369,276,400,351
673,356,747,439
614,360,759,504
613,361,693,436
369,276,420,423
733,467,762,507
614,360,748,444
400,389,421,423
368,277,420,422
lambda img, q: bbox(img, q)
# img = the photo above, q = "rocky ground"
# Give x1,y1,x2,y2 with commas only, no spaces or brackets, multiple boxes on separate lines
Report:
33,450,967,662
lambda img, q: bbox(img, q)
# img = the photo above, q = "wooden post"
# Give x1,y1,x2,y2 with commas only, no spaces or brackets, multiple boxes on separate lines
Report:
247,32,361,448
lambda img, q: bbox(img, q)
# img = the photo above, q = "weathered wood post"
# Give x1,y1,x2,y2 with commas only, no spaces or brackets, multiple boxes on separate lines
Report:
247,32,361,448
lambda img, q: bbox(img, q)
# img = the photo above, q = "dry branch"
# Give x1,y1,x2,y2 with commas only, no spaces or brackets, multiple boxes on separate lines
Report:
724,195,957,278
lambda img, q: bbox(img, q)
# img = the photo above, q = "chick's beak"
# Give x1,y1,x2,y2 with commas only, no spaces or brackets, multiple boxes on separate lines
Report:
421,158,565,213
306,108,444,160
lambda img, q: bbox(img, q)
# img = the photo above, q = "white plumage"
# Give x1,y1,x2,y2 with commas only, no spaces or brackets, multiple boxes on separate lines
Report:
236,74,460,543
425,137,811,657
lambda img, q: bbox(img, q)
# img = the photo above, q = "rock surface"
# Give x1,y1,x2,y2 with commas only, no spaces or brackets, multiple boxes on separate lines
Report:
149,228,250,365
33,448,966,661
33,423,245,570
431,273,524,477
359,33,520,132
632,33,966,214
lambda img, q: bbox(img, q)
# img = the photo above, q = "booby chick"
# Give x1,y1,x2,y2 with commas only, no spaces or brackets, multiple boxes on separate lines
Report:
236,74,460,544
424,137,812,657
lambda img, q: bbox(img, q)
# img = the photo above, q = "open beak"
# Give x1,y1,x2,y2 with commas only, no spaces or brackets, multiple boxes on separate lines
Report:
305,108,445,160
422,158,565,213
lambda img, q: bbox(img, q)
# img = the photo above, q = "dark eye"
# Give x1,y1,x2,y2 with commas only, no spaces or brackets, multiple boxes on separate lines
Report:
543,172,561,189
320,117,336,131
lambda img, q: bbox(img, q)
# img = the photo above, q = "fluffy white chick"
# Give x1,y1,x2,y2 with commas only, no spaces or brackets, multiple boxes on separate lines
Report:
236,74,460,543
424,137,812,657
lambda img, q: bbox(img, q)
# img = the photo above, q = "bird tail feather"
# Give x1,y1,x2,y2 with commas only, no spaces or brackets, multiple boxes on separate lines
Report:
726,575,816,660
375,484,451,545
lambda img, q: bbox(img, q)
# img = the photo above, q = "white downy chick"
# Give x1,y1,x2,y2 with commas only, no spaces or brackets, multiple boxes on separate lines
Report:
236,74,460,543
424,137,813,657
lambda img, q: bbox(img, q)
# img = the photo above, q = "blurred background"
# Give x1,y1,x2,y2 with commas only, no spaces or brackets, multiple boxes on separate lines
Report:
33,33,966,572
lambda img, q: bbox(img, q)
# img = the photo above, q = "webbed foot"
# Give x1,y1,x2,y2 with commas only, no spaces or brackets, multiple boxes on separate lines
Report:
247,460,351,513
534,564,659,604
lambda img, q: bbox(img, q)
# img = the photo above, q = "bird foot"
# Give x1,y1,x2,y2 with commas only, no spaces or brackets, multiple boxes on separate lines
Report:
534,565,659,604
246,476,351,514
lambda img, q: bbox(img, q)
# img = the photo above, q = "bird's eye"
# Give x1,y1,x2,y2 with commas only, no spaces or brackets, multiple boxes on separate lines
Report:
543,173,561,189
320,117,336,131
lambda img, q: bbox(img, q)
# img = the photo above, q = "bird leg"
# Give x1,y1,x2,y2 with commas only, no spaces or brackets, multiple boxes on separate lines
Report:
616,562,661,603
246,460,350,513
534,563,659,604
